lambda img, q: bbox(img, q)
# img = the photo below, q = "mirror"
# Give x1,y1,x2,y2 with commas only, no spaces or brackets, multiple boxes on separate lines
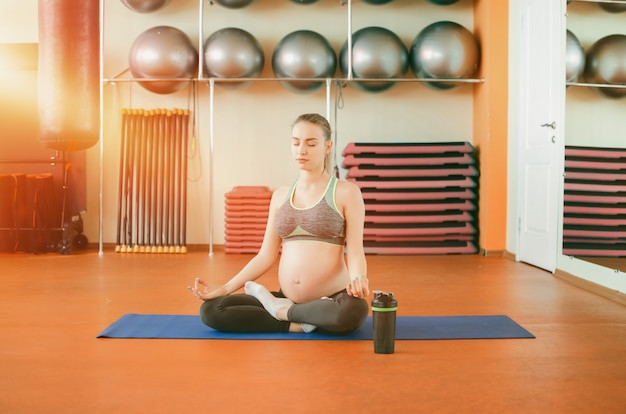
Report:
564,2,626,272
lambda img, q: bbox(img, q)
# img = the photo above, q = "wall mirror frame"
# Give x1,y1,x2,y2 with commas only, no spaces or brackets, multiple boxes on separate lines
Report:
563,0,626,273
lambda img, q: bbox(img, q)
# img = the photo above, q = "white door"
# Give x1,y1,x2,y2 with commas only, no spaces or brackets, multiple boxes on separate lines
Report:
516,0,566,272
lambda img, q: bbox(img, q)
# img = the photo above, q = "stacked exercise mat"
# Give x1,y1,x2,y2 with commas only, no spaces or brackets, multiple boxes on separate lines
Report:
342,142,479,255
563,145,626,257
224,186,272,253
0,173,60,253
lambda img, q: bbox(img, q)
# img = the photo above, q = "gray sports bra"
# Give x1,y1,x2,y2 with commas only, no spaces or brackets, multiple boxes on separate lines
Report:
273,175,346,245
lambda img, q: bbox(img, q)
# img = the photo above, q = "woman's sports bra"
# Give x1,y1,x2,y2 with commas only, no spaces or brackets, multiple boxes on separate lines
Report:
273,175,346,245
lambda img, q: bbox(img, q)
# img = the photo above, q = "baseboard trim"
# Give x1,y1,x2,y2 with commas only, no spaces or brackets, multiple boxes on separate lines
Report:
554,269,626,307
502,250,516,261
480,249,506,257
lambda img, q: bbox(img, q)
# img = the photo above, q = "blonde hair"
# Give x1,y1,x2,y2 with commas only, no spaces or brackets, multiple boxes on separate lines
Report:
293,113,332,173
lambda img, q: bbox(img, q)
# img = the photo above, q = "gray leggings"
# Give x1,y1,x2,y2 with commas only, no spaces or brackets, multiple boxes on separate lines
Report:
199,289,369,335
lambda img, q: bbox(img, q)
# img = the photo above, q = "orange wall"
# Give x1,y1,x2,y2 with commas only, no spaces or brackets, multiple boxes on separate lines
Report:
473,0,509,252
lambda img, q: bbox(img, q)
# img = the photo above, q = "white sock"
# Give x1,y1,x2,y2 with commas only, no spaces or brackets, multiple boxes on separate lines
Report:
245,281,294,319
301,323,317,333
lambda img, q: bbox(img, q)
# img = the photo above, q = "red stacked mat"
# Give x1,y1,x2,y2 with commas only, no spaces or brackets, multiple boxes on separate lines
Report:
224,186,272,254
342,142,479,255
563,145,626,257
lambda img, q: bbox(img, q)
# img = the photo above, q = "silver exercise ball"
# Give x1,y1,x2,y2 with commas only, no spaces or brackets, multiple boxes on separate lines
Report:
584,34,626,99
214,0,255,9
272,30,336,93
427,0,460,5
204,28,265,90
410,21,480,90
362,0,395,4
129,26,198,94
121,0,170,13
598,2,626,13
339,26,409,93
566,30,585,83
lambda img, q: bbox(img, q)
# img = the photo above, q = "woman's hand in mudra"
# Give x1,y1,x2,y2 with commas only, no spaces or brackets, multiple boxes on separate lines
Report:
347,275,369,299
187,277,227,301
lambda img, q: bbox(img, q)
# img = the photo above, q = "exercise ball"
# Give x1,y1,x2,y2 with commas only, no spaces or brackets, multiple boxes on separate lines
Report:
120,0,170,13
214,0,255,8
598,2,626,13
339,26,409,93
272,30,336,93
289,0,320,4
129,26,198,94
204,27,264,90
566,30,585,83
584,34,626,99
427,0,460,5
410,21,480,90
362,0,395,4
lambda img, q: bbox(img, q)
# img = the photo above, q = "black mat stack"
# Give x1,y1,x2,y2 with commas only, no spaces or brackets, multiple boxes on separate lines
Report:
563,145,626,257
342,142,479,255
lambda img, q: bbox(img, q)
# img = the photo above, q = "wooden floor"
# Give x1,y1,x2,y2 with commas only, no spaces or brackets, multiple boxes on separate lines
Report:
2,248,626,414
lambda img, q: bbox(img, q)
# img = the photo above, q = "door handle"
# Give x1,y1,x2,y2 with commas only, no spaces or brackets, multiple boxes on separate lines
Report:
541,122,556,129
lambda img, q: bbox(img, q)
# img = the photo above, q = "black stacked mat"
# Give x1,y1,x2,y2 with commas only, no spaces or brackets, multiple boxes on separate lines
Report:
563,145,626,257
342,142,479,255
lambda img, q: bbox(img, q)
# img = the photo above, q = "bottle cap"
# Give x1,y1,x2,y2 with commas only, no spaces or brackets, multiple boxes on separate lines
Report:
371,290,397,311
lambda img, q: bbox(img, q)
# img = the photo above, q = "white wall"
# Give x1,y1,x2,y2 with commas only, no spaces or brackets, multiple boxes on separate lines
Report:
89,0,479,246
0,0,38,43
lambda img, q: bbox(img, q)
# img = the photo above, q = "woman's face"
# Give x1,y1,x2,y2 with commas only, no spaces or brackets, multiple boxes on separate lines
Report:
291,121,330,172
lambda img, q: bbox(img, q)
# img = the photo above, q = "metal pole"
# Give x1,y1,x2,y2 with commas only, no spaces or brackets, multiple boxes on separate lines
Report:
198,0,204,80
347,0,353,81
98,0,105,255
325,78,331,122
209,78,215,257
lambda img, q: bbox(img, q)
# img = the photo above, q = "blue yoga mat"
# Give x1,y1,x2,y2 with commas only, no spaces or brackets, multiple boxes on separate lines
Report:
97,314,534,340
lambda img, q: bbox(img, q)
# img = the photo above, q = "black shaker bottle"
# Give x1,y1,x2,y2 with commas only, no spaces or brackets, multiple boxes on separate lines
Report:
371,290,398,354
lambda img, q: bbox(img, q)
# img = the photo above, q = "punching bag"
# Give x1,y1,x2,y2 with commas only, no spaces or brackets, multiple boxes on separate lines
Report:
38,0,100,151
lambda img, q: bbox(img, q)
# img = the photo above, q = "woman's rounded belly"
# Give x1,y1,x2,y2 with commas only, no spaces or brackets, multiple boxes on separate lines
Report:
278,241,349,303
